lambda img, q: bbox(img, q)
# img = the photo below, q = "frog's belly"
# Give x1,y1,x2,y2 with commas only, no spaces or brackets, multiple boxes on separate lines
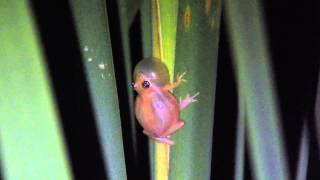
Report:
135,97,179,136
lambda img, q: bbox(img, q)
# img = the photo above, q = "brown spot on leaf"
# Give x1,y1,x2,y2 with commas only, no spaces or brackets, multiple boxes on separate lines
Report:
183,6,191,29
205,0,212,16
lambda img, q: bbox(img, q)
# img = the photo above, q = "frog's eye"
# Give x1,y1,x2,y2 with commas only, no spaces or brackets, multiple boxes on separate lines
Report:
142,81,150,88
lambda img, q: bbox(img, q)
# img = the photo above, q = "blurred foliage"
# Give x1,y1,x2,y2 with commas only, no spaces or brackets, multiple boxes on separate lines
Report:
0,0,72,179
224,0,289,179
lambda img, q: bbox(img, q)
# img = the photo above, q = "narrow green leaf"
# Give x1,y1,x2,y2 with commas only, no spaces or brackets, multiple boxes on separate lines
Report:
158,0,179,77
0,1,72,179
169,0,222,179
69,0,127,179
125,0,142,25
116,0,139,158
141,0,152,58
224,0,290,179
149,0,180,179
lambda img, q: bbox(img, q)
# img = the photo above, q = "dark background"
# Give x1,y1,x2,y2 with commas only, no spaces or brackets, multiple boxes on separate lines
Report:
28,0,319,179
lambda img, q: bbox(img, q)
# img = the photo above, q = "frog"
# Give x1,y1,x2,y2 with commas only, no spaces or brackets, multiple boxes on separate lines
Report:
132,57,199,145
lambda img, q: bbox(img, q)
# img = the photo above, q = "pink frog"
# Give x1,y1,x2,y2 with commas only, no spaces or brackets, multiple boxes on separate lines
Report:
132,57,199,145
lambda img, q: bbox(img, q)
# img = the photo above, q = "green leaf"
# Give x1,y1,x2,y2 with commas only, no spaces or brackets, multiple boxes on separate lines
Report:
116,0,140,158
124,0,142,25
69,0,127,179
224,0,290,179
141,0,152,58
169,0,222,179
0,1,72,179
148,0,180,179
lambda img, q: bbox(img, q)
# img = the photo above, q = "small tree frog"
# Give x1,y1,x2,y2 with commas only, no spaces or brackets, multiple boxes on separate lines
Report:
132,57,199,145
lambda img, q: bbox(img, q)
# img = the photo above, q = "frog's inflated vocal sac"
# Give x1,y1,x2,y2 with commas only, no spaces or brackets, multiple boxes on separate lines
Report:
132,57,199,145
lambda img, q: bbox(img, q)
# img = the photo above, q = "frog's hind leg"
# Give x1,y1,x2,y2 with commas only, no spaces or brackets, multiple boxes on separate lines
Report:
162,120,185,137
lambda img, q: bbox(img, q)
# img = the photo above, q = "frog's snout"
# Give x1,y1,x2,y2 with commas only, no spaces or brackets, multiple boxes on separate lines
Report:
130,82,137,89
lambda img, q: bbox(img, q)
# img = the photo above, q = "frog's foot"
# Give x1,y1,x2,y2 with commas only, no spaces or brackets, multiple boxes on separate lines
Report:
142,130,175,145
164,72,187,91
162,120,185,137
179,92,200,110
176,72,187,84
153,137,175,145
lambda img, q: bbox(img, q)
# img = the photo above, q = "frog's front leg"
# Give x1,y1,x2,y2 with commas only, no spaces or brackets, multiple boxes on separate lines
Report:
163,72,186,91
179,92,199,110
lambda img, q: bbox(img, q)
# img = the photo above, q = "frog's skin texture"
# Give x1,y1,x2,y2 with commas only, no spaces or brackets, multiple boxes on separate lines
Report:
133,72,199,145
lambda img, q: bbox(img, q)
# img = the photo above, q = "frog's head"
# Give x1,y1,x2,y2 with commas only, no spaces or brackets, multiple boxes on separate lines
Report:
132,57,170,95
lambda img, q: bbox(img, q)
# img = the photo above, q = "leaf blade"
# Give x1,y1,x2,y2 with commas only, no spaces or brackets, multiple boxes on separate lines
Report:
0,1,72,179
69,0,127,179
169,0,222,179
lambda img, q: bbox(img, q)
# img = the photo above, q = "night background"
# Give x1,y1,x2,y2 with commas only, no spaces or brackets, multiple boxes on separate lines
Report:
1,0,319,180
